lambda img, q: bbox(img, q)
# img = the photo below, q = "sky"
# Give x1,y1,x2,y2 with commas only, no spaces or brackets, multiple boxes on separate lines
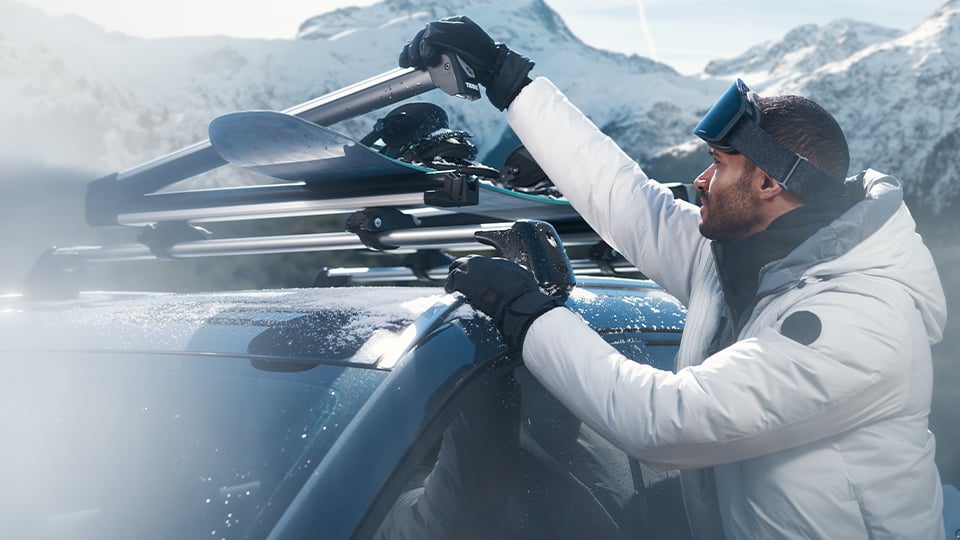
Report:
14,0,951,73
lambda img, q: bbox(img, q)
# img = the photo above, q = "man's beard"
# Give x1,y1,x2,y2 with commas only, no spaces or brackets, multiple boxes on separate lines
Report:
698,172,761,241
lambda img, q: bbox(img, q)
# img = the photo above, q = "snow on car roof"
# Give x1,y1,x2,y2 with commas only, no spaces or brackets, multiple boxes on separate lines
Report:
0,287,448,363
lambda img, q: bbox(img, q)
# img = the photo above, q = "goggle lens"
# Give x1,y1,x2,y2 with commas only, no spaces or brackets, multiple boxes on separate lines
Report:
694,79,753,152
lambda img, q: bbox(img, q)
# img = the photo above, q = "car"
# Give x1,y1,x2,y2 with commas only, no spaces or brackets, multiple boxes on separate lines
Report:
0,61,696,539
0,276,689,540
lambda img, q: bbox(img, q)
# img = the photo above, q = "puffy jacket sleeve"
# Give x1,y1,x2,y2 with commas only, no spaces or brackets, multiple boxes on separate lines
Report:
506,77,708,305
522,285,919,469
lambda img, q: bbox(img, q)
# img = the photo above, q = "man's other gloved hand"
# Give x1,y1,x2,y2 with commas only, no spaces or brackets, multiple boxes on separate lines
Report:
398,15,535,111
445,255,563,350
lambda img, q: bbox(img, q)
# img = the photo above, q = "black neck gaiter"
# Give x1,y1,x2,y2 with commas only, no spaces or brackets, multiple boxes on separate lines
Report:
712,196,857,328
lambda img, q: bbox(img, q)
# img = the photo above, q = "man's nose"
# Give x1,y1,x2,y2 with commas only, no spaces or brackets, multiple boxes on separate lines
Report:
694,164,715,192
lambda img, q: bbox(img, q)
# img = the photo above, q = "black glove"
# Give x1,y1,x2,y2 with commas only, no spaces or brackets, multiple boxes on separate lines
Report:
399,15,535,111
445,255,563,350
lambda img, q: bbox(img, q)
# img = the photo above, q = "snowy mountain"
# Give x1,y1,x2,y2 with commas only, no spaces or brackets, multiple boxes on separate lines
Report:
294,0,721,168
767,0,960,215
704,19,903,87
0,0,720,182
0,0,958,216
0,0,385,178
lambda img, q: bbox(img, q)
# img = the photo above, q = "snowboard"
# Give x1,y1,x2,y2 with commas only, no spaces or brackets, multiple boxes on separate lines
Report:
208,110,580,222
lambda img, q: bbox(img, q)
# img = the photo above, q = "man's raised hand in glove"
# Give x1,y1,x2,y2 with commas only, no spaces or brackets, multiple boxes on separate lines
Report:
444,255,564,350
399,16,535,110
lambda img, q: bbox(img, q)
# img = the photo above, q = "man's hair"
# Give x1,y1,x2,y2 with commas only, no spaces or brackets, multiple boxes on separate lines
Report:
756,95,850,196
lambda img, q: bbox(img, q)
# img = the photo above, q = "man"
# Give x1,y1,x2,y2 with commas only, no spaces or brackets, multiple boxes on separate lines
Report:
400,16,948,540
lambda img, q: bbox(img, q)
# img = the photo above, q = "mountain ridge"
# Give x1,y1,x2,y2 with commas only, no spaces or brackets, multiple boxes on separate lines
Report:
0,0,957,215
705,19,904,86
769,0,960,212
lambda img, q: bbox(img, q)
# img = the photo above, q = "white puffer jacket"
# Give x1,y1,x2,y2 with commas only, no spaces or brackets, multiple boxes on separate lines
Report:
508,77,948,539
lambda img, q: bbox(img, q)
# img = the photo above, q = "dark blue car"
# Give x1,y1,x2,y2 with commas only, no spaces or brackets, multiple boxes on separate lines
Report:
0,277,690,539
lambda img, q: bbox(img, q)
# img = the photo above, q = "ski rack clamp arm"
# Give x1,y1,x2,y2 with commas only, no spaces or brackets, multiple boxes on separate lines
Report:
427,53,482,101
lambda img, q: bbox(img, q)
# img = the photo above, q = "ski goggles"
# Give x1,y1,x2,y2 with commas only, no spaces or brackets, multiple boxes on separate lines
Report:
694,79,759,154
694,79,843,201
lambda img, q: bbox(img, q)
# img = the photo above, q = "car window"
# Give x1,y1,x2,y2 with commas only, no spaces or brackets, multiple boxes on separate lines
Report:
372,334,692,540
0,351,386,540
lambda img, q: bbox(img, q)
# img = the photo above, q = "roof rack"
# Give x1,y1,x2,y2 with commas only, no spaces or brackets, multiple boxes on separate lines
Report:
24,55,662,299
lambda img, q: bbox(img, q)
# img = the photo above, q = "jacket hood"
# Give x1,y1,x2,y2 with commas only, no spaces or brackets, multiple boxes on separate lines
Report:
760,169,947,343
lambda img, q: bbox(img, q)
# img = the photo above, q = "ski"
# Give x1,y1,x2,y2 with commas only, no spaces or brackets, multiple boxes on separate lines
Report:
87,54,480,226
207,110,580,223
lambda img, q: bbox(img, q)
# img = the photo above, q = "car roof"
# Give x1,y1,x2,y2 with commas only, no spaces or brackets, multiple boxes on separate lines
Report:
0,287,445,364
0,278,684,366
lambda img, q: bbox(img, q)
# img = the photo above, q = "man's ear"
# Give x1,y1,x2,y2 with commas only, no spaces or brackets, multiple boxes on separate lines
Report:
757,173,784,200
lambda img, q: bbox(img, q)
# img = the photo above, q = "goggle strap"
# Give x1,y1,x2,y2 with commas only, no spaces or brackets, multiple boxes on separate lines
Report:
729,123,844,202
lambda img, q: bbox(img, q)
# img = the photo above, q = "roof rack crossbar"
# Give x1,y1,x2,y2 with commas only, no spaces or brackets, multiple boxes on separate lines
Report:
318,258,640,285
38,225,602,264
